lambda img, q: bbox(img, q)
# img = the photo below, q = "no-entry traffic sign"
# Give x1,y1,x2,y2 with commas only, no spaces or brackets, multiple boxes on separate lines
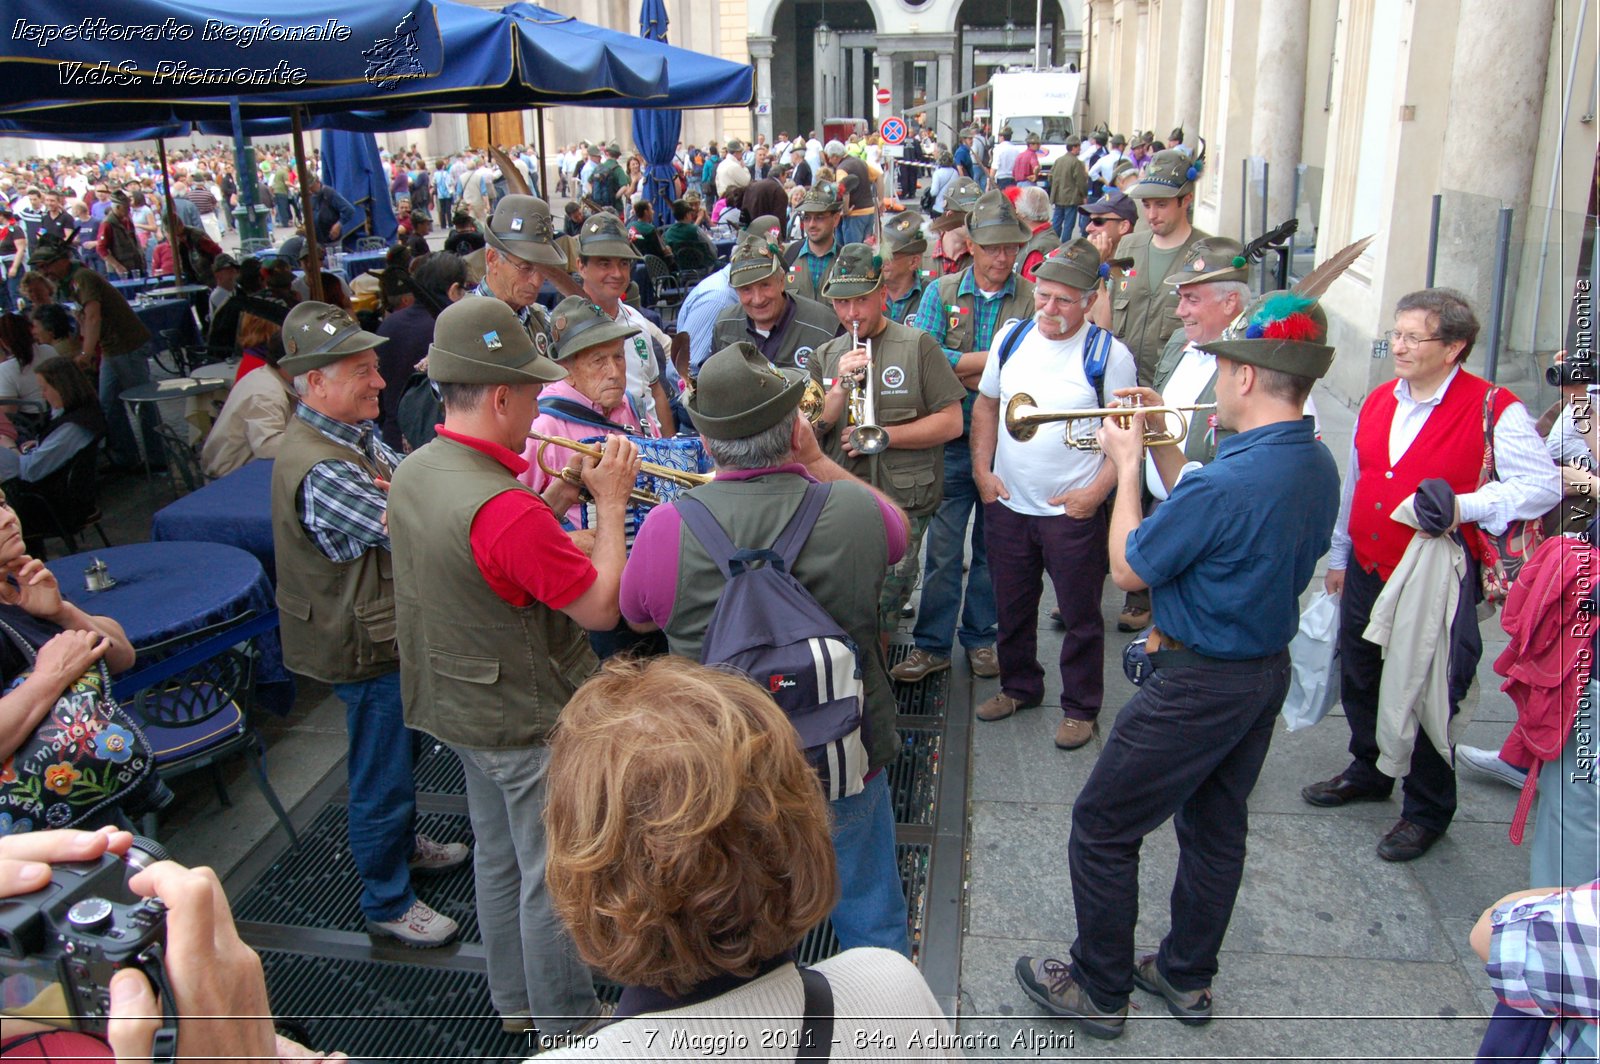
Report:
875,87,892,105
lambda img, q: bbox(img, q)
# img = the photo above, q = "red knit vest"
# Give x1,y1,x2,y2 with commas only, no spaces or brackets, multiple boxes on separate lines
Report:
1349,370,1516,579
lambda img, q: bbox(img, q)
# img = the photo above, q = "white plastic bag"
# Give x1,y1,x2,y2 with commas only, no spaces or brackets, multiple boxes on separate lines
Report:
1282,591,1341,732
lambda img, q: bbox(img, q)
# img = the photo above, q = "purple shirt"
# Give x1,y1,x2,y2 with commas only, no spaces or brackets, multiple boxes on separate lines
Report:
620,463,908,629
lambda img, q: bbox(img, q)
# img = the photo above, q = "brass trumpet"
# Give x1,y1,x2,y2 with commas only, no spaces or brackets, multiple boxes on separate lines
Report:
1004,393,1217,452
528,432,714,506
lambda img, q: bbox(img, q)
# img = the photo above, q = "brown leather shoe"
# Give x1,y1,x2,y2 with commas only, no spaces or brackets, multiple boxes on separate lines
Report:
1376,819,1443,862
1054,717,1097,750
977,692,1040,721
890,648,950,683
1301,772,1392,808
967,645,1000,678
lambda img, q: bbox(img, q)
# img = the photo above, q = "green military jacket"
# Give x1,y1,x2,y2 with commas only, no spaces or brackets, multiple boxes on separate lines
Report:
1110,225,1210,385
711,293,840,373
1049,153,1089,207
784,238,839,304
808,319,967,516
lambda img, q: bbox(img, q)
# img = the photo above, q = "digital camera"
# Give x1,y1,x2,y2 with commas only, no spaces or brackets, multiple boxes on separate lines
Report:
1547,359,1595,387
0,837,175,1052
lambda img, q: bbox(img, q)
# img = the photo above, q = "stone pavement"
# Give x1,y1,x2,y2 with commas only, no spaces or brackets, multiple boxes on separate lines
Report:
945,383,1530,1061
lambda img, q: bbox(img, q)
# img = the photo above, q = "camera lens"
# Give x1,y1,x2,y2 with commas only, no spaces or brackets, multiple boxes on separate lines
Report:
124,836,171,874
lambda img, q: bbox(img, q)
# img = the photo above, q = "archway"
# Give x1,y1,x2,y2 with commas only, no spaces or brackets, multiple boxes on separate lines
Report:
953,0,1081,128
765,0,880,143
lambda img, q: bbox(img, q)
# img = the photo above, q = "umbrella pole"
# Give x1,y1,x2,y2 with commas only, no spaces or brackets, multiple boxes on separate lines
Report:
291,107,326,303
536,108,550,203
157,137,180,283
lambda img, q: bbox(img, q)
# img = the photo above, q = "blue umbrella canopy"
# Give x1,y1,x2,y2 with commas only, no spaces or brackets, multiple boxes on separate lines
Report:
0,1,444,107
631,0,682,228
322,129,398,244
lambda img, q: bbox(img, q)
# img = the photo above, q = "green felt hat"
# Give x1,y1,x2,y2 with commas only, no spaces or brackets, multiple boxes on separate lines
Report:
819,243,884,300
427,297,566,384
1130,148,1201,200
576,211,641,261
483,195,565,266
549,295,640,361
1161,237,1250,287
279,302,389,375
882,210,928,257
1033,238,1103,291
687,342,809,439
1199,291,1334,379
965,190,1031,247
728,233,787,288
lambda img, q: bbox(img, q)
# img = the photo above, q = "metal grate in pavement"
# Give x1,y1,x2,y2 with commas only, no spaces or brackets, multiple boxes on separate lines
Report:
887,642,951,718
413,741,466,797
234,805,481,942
888,727,941,826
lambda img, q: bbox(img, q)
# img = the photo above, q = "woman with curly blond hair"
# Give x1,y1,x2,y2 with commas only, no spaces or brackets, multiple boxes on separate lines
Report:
541,656,959,1060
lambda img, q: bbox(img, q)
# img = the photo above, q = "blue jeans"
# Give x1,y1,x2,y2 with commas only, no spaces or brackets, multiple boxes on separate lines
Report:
99,345,163,470
332,672,418,922
451,741,600,1032
274,193,294,227
1052,204,1080,241
838,213,873,247
1530,678,1600,888
829,772,909,955
911,439,996,656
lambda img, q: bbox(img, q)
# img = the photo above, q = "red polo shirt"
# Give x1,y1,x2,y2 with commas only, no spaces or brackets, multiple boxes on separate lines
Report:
435,427,597,609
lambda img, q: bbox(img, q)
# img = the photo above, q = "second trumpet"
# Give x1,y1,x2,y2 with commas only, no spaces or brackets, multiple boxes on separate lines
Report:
1005,393,1217,452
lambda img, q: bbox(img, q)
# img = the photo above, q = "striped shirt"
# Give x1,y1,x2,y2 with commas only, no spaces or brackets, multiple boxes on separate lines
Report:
187,186,218,216
470,279,551,337
1486,881,1600,1062
294,404,400,564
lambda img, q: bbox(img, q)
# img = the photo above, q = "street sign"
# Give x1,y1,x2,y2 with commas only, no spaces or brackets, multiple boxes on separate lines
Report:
875,87,892,105
879,116,907,145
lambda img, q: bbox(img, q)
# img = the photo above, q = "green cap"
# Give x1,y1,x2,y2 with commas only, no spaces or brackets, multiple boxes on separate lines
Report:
819,243,884,300
1033,238,1103,291
26,237,71,266
549,295,641,361
728,232,787,288
799,181,844,214
929,177,982,234
279,302,389,375
427,297,566,384
1161,237,1250,287
1130,149,1200,200
687,342,809,440
882,210,928,257
1199,292,1334,380
484,195,565,266
965,190,1031,247
576,211,641,261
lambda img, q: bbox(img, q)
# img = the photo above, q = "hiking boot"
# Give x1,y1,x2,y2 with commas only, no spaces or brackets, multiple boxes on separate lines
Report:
366,899,460,948
1014,956,1127,1040
409,834,471,874
1133,953,1212,1025
1054,717,1097,750
890,649,950,683
967,645,1001,677
977,692,1040,722
500,1015,533,1036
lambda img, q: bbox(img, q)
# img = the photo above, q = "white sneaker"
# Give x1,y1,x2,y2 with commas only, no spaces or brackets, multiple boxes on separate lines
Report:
1457,745,1528,789
366,899,460,948
408,833,470,874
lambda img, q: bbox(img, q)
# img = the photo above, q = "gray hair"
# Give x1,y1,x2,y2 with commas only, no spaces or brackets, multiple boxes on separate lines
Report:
292,360,343,397
1014,186,1051,224
1204,279,1251,315
1395,287,1479,361
701,409,799,470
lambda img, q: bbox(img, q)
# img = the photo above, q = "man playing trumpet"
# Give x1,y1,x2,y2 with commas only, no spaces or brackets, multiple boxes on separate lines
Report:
809,243,966,641
970,240,1137,749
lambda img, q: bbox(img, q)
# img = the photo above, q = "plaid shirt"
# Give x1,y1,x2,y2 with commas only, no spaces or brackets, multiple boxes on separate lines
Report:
884,277,926,326
911,269,1021,429
796,243,837,298
1487,881,1600,1062
295,405,401,564
470,279,551,336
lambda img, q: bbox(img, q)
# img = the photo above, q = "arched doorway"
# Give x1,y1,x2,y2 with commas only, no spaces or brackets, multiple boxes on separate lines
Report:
766,0,879,141
954,0,1081,128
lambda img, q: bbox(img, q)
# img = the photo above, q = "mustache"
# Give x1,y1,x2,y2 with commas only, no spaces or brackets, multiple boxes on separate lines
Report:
1036,312,1072,332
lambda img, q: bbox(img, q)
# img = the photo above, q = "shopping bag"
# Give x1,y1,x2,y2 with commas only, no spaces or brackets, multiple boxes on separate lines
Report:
1282,591,1341,732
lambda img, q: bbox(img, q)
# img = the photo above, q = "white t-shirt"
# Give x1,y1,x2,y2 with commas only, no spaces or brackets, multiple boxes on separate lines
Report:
613,301,667,428
0,352,45,404
978,319,1137,516
992,140,1021,179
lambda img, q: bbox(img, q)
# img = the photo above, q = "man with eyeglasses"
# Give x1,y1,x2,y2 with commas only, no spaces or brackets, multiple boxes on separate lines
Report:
471,195,575,341
1303,288,1560,862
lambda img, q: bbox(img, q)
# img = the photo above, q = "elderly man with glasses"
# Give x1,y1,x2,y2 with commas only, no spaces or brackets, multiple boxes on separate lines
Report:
1302,288,1560,863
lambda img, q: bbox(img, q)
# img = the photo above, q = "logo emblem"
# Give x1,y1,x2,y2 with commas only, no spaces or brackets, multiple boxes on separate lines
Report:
510,216,524,232
768,674,797,692
533,332,551,358
483,331,502,350
793,347,813,368
881,365,905,389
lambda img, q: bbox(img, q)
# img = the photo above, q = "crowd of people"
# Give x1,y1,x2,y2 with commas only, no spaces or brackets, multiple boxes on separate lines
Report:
0,114,1593,1063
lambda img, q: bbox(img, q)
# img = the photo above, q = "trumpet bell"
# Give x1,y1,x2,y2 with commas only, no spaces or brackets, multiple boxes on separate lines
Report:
1006,392,1044,442
853,425,889,455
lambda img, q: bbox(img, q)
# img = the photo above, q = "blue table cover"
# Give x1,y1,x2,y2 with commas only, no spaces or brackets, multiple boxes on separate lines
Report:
134,298,199,352
111,276,159,298
341,250,389,280
46,541,288,692
150,459,274,583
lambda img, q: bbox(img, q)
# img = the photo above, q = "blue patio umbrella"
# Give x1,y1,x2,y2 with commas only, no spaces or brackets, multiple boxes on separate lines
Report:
321,129,398,245
631,0,682,229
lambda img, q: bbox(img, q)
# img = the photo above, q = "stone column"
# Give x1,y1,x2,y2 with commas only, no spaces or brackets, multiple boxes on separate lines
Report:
1086,0,1116,128
815,28,835,128
1249,0,1308,225
1434,0,1555,318
1173,0,1205,145
936,50,956,139
750,36,776,144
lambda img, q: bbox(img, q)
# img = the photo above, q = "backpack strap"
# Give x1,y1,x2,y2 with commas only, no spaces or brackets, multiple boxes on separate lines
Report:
674,494,741,577
538,397,634,434
996,318,1034,369
770,482,832,569
1083,323,1111,406
796,966,835,1063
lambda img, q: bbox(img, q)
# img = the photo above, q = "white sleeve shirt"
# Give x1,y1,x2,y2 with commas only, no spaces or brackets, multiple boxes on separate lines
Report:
1328,368,1562,570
